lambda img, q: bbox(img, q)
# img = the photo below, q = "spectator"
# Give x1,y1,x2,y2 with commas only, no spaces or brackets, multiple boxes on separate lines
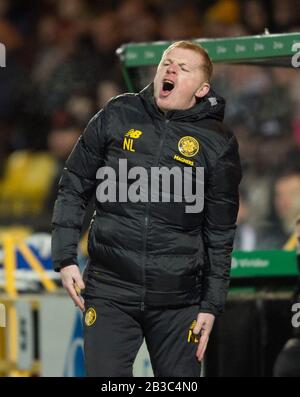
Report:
234,189,258,251
258,170,300,249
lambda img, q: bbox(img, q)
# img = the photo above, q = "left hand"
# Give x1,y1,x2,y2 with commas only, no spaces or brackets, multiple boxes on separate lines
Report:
193,312,215,362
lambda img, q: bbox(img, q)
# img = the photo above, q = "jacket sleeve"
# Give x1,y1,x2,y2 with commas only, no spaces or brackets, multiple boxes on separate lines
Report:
51,110,106,271
200,135,242,316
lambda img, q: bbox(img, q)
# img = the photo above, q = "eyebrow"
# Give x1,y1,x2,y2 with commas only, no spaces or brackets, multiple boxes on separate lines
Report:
163,58,190,67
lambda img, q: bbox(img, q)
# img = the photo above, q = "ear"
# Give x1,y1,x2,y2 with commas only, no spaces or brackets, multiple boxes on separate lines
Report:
195,82,210,99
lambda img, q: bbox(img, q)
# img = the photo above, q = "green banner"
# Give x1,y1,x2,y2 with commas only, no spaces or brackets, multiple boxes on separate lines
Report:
117,32,300,67
231,250,298,278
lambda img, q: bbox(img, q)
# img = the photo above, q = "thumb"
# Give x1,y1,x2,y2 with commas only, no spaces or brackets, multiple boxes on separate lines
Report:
73,273,85,290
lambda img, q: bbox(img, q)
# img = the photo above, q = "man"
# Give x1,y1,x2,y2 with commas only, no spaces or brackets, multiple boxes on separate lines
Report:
52,41,242,377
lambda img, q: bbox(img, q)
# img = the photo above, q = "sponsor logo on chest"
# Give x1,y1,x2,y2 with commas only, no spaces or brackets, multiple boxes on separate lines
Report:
122,129,143,152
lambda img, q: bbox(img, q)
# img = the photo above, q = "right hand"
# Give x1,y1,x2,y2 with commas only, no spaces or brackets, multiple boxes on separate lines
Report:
60,264,85,311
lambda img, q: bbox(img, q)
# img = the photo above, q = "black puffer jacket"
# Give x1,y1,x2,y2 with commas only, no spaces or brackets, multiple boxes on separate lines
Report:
52,84,242,316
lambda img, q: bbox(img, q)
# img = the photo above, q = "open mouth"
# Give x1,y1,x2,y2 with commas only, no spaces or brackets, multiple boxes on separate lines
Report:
163,80,175,91
160,79,175,97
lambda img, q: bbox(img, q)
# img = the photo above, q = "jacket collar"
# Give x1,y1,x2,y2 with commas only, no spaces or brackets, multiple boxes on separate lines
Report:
139,82,225,122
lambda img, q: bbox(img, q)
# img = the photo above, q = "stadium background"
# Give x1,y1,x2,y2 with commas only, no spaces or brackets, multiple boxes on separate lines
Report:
0,0,300,377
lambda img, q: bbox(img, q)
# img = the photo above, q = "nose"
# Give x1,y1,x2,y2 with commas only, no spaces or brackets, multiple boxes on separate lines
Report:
166,63,177,75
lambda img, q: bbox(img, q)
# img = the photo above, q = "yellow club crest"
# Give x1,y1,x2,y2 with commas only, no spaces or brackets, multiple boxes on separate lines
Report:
178,136,200,158
85,307,97,326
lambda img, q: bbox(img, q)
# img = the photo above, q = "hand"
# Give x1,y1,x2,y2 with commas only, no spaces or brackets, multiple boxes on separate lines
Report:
60,264,85,311
193,312,215,362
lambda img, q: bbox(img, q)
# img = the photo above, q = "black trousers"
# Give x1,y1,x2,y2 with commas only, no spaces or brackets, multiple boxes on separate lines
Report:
83,298,202,377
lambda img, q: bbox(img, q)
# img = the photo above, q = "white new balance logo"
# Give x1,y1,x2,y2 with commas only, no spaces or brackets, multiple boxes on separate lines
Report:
208,97,217,106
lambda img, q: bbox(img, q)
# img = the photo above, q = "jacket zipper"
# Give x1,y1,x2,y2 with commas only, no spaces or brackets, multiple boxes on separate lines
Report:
140,118,170,312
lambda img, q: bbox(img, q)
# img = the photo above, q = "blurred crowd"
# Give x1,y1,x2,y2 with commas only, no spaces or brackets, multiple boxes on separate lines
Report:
0,0,299,250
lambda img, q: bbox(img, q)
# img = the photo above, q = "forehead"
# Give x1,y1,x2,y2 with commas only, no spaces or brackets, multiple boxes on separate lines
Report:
162,47,203,68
